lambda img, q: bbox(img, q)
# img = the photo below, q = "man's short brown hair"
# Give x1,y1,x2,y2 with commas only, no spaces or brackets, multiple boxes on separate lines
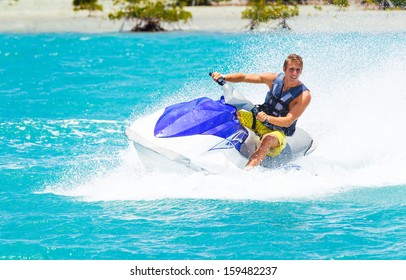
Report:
283,54,303,70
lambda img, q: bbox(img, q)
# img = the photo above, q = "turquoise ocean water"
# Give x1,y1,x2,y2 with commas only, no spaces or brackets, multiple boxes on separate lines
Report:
1,31,405,260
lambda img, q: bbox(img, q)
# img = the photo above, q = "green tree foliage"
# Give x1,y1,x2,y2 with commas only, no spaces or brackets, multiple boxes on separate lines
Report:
109,0,192,32
332,0,349,7
376,0,406,8
242,0,299,30
183,0,230,5
391,0,406,6
357,0,405,8
72,0,103,16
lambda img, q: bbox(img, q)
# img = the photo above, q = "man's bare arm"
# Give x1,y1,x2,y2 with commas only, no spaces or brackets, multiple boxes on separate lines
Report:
211,72,277,87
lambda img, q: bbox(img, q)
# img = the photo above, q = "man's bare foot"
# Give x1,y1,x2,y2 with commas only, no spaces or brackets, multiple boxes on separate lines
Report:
243,165,255,171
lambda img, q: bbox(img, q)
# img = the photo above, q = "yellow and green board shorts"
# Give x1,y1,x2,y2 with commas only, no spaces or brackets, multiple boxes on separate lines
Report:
238,110,286,158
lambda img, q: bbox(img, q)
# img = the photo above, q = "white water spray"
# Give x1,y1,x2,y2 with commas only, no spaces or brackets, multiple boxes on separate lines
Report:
45,33,406,201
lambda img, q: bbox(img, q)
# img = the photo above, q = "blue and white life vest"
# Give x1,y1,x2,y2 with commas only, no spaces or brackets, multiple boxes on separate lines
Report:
259,73,308,136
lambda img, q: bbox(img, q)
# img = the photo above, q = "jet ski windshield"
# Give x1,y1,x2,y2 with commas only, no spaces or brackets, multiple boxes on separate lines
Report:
154,97,243,139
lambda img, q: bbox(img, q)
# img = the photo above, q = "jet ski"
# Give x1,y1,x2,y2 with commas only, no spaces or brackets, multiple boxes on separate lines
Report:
125,74,317,174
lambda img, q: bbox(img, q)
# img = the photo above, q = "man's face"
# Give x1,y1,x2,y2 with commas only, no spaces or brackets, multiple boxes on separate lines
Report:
284,61,302,81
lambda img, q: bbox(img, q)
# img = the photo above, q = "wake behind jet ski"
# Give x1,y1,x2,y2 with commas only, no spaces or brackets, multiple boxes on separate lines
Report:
125,74,317,174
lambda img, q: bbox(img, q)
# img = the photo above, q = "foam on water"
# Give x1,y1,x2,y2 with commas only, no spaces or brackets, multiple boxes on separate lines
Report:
43,32,406,202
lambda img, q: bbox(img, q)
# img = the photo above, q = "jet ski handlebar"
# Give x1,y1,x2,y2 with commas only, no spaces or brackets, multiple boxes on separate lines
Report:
209,72,255,112
209,72,226,86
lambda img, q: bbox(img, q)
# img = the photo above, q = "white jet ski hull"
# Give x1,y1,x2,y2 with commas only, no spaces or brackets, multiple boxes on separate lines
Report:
126,110,317,174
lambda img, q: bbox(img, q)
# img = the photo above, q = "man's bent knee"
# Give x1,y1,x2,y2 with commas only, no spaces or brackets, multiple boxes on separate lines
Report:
261,134,279,148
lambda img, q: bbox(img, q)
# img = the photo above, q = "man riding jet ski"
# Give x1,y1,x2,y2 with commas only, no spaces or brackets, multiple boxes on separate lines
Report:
125,54,316,174
211,54,312,170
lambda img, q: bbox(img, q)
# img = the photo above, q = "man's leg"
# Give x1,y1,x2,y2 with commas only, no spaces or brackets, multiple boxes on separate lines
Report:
244,133,279,169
